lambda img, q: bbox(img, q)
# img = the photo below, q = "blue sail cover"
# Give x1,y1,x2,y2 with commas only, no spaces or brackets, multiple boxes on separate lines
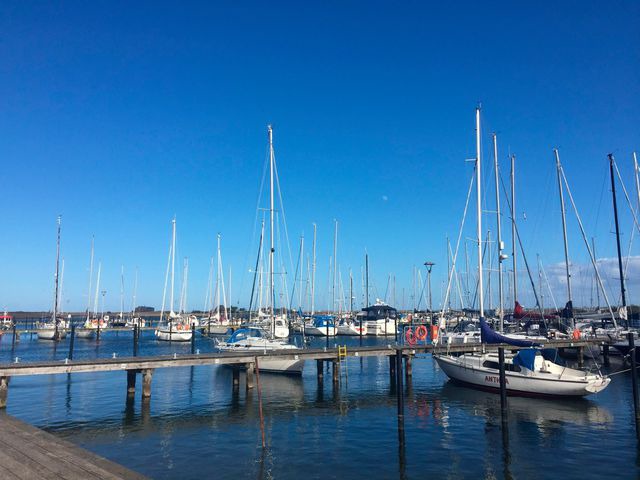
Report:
513,349,537,371
480,317,541,347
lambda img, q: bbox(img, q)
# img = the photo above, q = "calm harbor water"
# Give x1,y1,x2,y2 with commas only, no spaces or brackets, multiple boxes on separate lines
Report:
1,329,639,479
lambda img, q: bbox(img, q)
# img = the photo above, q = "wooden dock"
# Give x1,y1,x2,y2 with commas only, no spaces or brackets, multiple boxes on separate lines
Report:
0,413,147,479
0,339,605,408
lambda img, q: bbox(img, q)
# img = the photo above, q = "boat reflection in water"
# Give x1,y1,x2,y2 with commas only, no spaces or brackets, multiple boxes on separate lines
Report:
425,382,614,430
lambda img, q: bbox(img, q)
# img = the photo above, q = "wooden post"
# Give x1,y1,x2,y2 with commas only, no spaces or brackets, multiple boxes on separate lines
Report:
133,325,138,357
68,324,75,360
232,367,240,389
389,355,396,387
141,369,153,399
316,360,324,384
395,350,404,432
602,343,610,367
498,347,508,426
332,360,339,385
404,355,412,383
127,370,136,395
628,332,640,441
255,357,266,449
12,322,17,346
191,324,196,354
577,346,584,368
0,376,10,408
246,363,255,391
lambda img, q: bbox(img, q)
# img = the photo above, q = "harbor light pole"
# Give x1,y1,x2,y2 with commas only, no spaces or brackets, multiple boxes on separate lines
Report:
424,262,435,319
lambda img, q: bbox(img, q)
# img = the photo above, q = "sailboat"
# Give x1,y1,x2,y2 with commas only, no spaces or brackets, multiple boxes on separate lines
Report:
434,108,610,397
218,125,302,373
38,216,67,340
155,217,193,342
200,234,231,335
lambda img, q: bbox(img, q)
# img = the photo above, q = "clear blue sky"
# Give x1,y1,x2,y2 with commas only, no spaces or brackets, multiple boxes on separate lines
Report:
1,1,638,312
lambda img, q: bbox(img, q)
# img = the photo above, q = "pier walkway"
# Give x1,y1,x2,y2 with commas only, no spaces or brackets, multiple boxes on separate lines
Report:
0,413,147,479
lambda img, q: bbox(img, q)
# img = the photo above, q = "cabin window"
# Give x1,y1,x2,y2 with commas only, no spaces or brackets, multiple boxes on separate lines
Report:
482,360,521,372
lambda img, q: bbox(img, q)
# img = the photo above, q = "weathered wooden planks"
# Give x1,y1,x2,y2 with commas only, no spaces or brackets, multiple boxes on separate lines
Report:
0,413,148,479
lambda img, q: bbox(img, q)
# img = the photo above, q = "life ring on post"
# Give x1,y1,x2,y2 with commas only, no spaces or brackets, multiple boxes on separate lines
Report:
415,325,428,341
405,328,416,346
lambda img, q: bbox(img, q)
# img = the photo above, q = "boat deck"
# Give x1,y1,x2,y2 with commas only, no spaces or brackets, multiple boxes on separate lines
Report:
0,413,147,480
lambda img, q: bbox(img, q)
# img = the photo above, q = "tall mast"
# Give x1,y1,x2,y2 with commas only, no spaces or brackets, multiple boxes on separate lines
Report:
299,235,304,311
170,217,176,313
475,107,484,317
555,149,573,327
52,215,62,335
510,154,518,306
311,222,317,315
87,236,94,323
446,237,451,311
120,265,125,319
349,268,353,314
332,219,338,314
132,267,138,316
59,258,65,315
492,134,505,331
365,252,369,307
216,234,221,316
609,154,627,316
94,262,101,316
268,125,275,332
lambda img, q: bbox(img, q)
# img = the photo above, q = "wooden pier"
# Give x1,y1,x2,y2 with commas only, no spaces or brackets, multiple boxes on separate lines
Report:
0,413,147,479
0,338,605,408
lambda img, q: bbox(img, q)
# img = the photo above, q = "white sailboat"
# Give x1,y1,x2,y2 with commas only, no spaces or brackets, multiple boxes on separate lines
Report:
219,126,301,373
155,217,193,342
38,216,67,340
434,108,610,397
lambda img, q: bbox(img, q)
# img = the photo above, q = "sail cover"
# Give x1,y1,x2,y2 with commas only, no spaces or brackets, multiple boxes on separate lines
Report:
480,317,541,347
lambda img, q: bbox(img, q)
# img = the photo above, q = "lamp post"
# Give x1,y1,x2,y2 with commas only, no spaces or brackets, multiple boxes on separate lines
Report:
424,262,435,320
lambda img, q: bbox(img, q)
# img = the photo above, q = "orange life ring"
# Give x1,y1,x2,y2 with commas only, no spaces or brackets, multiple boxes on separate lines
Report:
416,325,428,341
430,325,439,341
572,329,581,340
405,328,416,346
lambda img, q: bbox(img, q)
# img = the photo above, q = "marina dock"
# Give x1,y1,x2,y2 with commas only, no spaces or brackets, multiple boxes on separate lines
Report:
0,413,147,479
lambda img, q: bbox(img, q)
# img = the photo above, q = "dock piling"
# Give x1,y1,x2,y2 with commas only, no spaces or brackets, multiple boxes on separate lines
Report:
132,325,138,357
404,355,412,384
232,367,240,389
191,324,196,354
68,324,76,360
126,370,136,395
246,363,255,391
0,376,10,408
629,333,640,441
316,360,324,384
577,346,584,368
602,343,610,367
332,360,339,386
141,369,153,399
498,347,508,426
255,357,266,449
389,355,396,388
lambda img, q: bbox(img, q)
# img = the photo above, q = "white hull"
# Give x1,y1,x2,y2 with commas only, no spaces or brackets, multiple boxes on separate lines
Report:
365,320,397,336
304,326,337,336
435,353,609,397
37,328,67,340
203,324,230,335
217,336,304,374
155,329,192,342
75,328,95,339
337,324,367,336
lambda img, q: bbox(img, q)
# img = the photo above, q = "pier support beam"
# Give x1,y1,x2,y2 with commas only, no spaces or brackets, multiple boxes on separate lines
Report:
404,356,412,384
126,370,137,395
316,360,324,384
577,346,584,368
0,376,9,409
141,369,153,399
246,363,255,391
602,344,610,367
232,367,240,389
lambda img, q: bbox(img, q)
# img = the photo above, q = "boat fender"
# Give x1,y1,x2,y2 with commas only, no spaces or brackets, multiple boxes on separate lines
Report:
405,328,416,346
572,329,581,340
415,325,428,341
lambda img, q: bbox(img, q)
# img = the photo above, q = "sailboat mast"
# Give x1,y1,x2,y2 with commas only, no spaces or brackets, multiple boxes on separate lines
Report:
132,267,138,316
87,236,94,322
475,108,484,317
365,252,369,307
634,152,640,209
555,149,573,327
170,217,176,313
52,215,62,330
492,134,505,331
120,265,125,318
349,269,353,314
94,262,101,316
511,154,518,306
608,154,627,315
311,222,317,315
216,234,221,316
332,219,338,314
268,125,276,332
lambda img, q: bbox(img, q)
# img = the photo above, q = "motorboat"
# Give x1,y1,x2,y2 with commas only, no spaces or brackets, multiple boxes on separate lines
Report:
360,301,399,336
304,316,337,336
336,318,367,336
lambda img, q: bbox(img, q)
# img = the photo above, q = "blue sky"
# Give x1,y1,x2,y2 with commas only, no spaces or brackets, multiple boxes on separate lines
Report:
0,1,638,312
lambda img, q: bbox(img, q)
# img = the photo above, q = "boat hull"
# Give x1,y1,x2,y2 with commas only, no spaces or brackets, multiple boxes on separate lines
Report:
155,329,192,342
304,326,337,336
37,329,67,340
74,329,95,339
